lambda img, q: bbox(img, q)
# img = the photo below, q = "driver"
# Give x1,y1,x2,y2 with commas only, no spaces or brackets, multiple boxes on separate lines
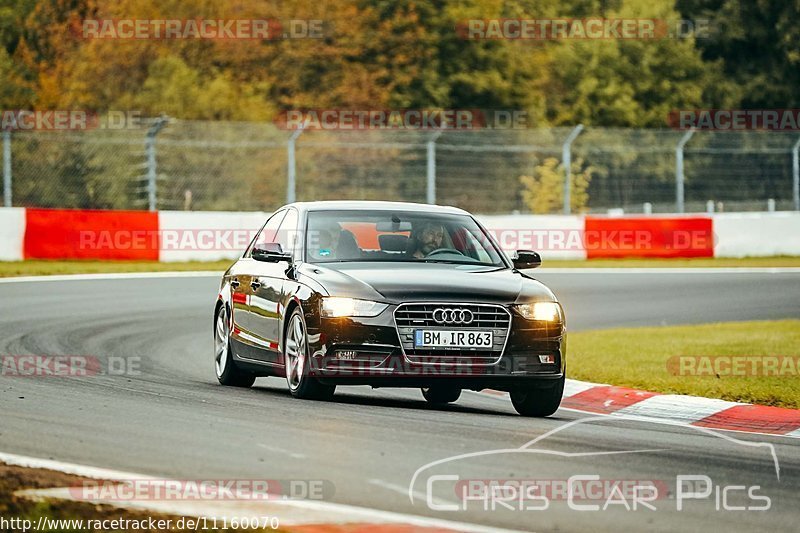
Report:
408,222,445,258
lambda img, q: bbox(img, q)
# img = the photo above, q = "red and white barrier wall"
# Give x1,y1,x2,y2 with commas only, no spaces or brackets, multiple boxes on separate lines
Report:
158,211,268,262
0,208,25,261
23,208,160,261
713,212,800,258
1,207,799,262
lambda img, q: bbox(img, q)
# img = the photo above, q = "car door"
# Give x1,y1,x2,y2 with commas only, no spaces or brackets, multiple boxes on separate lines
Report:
232,209,286,362
246,208,299,364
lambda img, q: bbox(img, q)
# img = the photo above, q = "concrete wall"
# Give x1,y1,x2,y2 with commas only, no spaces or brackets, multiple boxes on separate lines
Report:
158,211,268,262
713,212,800,258
0,208,25,261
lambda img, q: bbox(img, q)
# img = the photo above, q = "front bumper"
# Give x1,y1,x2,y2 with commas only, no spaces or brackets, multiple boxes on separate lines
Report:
304,303,565,391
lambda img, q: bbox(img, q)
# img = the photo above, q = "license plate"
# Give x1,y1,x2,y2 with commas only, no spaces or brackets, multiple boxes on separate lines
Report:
414,330,493,348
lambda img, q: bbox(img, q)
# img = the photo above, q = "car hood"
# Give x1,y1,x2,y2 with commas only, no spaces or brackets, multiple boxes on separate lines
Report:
298,262,556,304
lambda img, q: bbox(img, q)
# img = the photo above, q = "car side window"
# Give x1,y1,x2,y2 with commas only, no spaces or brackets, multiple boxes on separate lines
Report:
276,209,299,257
246,210,286,258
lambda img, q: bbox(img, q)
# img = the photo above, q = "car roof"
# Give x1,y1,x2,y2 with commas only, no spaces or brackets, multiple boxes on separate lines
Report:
287,200,470,215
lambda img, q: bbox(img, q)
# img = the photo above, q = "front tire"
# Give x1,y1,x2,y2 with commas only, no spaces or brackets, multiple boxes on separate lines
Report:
284,308,336,400
510,376,564,417
214,305,256,388
421,386,461,405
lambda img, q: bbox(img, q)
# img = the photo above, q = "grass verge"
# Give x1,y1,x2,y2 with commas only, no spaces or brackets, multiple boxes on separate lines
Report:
0,256,798,278
567,319,800,409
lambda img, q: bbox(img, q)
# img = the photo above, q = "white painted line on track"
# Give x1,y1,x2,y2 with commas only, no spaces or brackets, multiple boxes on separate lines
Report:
0,271,222,283
0,266,798,284
368,478,459,509
563,379,605,397
0,451,523,532
537,267,800,274
256,442,307,459
0,451,155,480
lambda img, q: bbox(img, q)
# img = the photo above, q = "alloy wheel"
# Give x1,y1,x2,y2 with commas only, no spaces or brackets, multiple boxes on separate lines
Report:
285,314,306,390
214,308,229,378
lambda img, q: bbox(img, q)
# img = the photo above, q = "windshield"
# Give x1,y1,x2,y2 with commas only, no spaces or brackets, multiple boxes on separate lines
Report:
304,210,506,267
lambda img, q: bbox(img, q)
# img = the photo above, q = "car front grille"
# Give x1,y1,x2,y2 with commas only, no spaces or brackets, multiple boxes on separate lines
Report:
394,303,511,365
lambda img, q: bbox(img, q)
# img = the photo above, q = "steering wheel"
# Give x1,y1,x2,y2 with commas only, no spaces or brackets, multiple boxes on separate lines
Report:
425,248,465,257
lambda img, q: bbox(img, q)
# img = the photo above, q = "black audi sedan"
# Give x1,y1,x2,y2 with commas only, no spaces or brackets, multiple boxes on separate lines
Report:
213,201,565,416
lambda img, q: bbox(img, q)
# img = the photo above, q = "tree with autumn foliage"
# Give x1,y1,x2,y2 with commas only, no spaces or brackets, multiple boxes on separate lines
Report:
2,0,785,126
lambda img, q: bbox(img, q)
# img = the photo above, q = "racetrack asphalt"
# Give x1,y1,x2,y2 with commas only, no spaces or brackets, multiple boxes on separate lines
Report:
1,270,799,531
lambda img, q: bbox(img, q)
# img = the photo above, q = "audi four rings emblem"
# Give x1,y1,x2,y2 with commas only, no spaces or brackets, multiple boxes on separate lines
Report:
432,308,474,325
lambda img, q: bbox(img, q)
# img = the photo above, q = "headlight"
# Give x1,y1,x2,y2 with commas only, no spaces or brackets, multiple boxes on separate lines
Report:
515,302,561,321
320,297,388,318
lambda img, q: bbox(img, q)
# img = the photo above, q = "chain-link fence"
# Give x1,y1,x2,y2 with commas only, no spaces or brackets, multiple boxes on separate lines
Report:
3,119,799,214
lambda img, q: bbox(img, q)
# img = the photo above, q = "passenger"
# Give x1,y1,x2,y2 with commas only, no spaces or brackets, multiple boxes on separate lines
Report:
307,221,342,260
307,221,362,260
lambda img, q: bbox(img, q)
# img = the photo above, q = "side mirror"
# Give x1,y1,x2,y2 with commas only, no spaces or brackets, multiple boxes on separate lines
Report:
252,243,292,263
512,250,541,270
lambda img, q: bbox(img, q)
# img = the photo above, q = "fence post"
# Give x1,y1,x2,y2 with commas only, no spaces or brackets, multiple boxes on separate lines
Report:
426,131,442,204
562,124,584,214
792,135,800,211
145,117,168,212
287,127,304,204
675,129,695,214
2,130,10,208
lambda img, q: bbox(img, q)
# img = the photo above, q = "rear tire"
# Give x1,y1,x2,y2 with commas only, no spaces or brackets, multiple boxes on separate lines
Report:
214,305,256,388
421,386,461,405
284,308,336,400
510,376,564,417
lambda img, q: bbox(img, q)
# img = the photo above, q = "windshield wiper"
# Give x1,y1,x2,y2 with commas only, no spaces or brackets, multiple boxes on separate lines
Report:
419,259,495,266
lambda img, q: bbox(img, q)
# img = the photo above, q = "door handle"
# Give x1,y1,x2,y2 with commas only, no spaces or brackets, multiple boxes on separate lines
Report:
250,280,262,290
230,278,240,289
